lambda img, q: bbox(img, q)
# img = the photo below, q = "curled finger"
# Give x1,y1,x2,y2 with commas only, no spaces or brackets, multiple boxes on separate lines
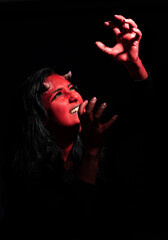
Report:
114,14,125,23
86,97,97,115
122,22,130,32
132,28,142,41
95,41,113,55
103,114,118,132
104,21,121,36
78,100,88,117
124,18,138,29
94,102,107,122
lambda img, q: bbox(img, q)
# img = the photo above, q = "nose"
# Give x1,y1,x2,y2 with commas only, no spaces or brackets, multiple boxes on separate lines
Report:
68,91,78,103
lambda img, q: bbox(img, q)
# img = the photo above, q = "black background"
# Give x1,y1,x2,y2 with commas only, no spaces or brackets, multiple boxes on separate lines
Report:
0,2,167,105
0,0,168,235
0,1,167,122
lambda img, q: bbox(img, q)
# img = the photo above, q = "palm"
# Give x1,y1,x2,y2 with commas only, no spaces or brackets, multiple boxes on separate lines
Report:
112,36,139,62
78,99,118,151
96,15,142,63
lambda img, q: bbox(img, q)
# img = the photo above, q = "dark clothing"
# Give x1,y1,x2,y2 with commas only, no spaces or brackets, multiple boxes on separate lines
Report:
1,76,164,239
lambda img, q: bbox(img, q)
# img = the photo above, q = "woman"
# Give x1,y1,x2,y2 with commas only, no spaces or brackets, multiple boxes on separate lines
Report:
2,15,151,239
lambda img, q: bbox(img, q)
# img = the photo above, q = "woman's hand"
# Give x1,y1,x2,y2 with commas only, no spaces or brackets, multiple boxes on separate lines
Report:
95,14,141,63
77,97,118,184
78,97,118,156
95,15,148,80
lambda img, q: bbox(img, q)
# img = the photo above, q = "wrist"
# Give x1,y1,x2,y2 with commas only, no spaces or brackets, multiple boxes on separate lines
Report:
76,147,100,185
123,58,148,80
83,147,101,159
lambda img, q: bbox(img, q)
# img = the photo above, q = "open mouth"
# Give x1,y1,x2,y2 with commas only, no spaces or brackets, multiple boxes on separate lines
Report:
70,105,80,114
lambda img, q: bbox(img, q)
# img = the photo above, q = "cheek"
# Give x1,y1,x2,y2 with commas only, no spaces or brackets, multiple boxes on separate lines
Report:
48,103,68,123
77,94,83,104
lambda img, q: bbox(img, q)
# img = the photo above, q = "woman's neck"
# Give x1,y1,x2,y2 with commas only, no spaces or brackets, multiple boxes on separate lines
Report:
61,142,74,162
49,125,79,162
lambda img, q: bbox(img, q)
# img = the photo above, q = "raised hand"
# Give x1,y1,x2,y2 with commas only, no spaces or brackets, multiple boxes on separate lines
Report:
78,97,118,155
95,14,142,63
95,14,148,80
77,97,118,184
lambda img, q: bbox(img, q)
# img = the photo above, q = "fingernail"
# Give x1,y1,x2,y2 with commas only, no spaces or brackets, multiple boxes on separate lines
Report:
92,97,97,102
104,21,109,26
84,100,88,104
102,102,107,108
95,41,100,45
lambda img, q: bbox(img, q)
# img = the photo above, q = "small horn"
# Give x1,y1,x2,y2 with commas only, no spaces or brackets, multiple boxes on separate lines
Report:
43,82,51,90
63,71,72,80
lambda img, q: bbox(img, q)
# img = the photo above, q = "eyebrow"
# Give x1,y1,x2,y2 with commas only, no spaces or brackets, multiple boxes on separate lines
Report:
48,83,72,101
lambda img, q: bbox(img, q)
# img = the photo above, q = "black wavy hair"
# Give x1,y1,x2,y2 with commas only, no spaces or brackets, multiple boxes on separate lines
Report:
4,67,83,181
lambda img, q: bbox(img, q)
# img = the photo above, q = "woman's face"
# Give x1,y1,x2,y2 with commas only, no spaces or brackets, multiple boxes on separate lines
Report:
41,74,83,128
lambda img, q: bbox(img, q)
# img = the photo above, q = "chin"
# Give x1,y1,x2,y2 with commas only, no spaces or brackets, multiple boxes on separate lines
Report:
65,120,80,129
72,123,81,133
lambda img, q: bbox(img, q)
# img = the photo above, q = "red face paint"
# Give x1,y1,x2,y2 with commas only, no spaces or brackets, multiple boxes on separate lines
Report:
41,74,83,128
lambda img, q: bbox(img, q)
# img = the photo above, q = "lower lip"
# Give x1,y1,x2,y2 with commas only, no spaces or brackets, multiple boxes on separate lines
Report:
70,111,78,115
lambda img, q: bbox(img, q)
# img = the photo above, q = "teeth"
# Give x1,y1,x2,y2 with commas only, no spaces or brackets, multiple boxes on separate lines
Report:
70,106,79,114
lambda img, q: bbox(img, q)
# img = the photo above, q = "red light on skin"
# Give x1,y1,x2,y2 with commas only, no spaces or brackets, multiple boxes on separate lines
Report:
41,74,83,128
41,74,84,162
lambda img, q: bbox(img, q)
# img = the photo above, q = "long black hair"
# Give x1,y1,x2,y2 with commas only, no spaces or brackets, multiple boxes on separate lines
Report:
4,67,83,182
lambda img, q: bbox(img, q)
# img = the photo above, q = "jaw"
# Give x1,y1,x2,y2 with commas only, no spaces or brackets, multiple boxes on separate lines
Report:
79,124,82,133
47,120,80,140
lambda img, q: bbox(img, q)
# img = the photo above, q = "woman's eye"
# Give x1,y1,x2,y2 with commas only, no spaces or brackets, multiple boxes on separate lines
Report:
69,85,78,91
52,92,62,101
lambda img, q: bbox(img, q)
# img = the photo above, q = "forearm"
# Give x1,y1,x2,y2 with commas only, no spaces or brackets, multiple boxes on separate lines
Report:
77,149,99,185
123,58,148,80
